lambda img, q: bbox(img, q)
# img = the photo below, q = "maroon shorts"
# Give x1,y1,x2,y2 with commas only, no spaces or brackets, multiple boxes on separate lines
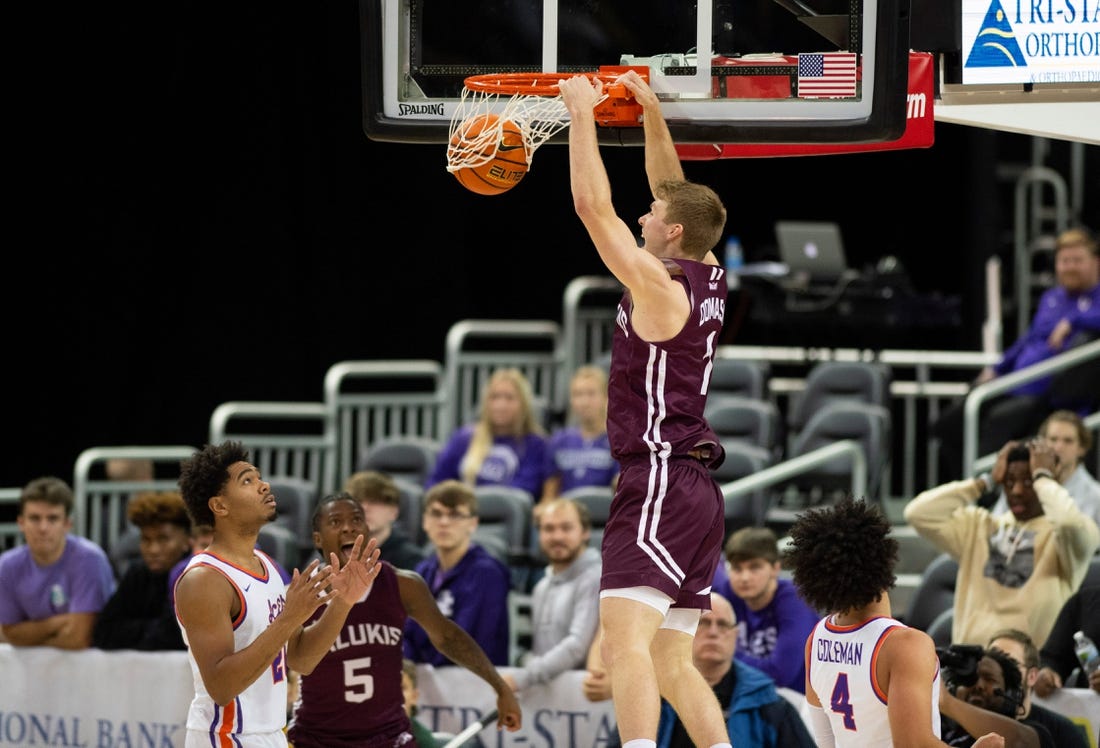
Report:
600,455,725,609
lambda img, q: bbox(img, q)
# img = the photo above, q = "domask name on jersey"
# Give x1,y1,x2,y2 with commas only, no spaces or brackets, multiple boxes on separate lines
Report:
330,622,404,651
816,637,864,665
699,296,725,325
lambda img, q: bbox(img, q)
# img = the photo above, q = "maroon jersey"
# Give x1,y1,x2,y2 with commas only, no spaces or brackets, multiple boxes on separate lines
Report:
600,258,729,606
288,561,413,748
606,258,727,468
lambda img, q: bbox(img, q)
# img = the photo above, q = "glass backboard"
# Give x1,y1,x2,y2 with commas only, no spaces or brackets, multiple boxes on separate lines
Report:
361,0,912,145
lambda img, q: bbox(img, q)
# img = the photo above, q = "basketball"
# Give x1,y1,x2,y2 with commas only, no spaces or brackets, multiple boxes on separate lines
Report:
449,114,529,196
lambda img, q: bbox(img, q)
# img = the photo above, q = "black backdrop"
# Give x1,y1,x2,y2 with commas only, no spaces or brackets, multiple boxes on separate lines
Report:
3,2,1096,488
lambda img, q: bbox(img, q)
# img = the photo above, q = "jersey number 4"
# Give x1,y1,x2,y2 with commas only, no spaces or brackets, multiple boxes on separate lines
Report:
829,672,858,730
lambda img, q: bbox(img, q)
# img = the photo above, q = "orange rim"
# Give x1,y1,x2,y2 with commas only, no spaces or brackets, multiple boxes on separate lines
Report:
463,72,599,96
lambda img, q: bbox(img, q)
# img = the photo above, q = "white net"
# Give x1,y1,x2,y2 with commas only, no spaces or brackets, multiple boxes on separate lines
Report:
445,80,608,173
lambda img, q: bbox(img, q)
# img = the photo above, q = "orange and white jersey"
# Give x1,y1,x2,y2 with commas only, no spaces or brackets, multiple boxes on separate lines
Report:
807,614,941,747
177,549,290,746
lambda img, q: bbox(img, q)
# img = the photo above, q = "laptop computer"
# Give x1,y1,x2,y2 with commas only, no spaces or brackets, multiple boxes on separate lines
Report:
774,220,851,283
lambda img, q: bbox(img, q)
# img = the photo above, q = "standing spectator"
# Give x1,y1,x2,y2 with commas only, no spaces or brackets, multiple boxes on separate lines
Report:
403,480,511,666
989,410,1100,529
539,365,619,510
786,496,1006,747
1033,583,1100,696
559,69,732,748
502,497,601,693
286,494,521,747
344,469,427,570
0,476,116,650
93,491,191,650
426,367,548,498
174,441,382,747
712,526,819,693
932,226,1100,478
988,628,1088,748
904,440,1099,648
600,592,816,748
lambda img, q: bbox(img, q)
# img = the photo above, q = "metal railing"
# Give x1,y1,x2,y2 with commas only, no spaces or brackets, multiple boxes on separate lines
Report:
963,339,1100,473
72,445,198,551
720,439,868,526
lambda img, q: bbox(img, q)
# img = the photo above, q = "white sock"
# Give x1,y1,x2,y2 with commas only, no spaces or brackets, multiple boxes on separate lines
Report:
622,741,656,748
710,744,733,748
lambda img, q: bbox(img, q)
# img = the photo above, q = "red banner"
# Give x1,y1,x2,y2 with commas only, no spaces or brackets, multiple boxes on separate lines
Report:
676,52,934,160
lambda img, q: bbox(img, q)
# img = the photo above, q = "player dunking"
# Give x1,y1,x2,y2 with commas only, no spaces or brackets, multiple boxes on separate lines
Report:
785,497,1005,748
559,70,731,748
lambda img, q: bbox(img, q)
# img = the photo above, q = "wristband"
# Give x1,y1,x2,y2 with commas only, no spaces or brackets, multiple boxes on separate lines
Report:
1032,468,1055,482
975,472,994,493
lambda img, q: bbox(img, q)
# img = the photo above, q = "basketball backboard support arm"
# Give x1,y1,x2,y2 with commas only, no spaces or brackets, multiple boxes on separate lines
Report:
360,0,912,146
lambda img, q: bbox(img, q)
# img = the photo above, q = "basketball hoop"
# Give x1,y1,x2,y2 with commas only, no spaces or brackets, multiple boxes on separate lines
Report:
445,66,647,174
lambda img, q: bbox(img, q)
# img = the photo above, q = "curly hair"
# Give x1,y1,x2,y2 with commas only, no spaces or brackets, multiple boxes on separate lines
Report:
984,646,1025,699
126,491,191,531
178,441,250,527
784,496,898,615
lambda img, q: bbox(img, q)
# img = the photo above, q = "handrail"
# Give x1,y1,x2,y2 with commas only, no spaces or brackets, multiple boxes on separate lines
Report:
442,319,563,435
720,439,868,525
962,339,1100,473
971,409,1100,474
71,445,198,545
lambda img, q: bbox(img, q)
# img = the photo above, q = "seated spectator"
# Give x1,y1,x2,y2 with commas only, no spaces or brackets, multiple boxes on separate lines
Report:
403,480,511,666
1034,583,1100,696
597,592,816,748
539,365,618,511
989,410,1100,530
939,646,1048,748
93,491,192,650
105,457,155,482
712,526,819,693
0,476,116,649
931,226,1100,480
502,497,601,692
344,469,427,570
988,628,1087,748
402,659,443,748
426,367,548,498
904,439,1100,648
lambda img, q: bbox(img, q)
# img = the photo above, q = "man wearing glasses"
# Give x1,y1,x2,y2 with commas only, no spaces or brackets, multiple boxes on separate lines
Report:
402,479,511,666
600,592,816,748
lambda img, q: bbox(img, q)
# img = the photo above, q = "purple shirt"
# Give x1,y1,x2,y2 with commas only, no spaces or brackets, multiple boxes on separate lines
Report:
712,565,819,693
995,282,1100,397
0,534,116,624
607,259,727,468
427,425,547,497
403,543,510,666
543,426,619,493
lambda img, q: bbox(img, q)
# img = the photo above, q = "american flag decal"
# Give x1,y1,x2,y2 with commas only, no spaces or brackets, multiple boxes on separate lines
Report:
797,52,858,98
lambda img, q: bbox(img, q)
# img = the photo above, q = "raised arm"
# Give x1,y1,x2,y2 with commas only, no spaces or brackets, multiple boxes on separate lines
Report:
615,70,683,193
398,570,522,731
558,73,693,335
